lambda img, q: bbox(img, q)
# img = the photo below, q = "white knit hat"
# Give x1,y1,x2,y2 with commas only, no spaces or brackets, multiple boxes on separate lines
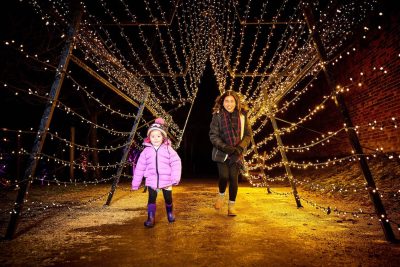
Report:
147,117,167,137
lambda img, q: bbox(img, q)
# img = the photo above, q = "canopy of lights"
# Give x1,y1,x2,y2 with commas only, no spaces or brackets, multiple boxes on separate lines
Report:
4,0,385,182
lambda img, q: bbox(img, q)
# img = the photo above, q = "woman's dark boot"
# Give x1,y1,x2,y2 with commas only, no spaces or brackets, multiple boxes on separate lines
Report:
166,203,175,222
144,204,156,227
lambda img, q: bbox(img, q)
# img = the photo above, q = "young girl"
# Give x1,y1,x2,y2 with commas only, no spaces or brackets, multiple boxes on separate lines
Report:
131,118,182,228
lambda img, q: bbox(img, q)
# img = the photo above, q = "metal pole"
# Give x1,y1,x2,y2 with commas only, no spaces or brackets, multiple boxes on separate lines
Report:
175,89,197,148
105,91,149,206
269,113,302,208
5,5,82,240
301,1,396,242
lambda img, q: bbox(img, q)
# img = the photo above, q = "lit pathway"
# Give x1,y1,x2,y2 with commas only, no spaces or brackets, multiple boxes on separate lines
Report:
56,180,400,266
1,180,399,266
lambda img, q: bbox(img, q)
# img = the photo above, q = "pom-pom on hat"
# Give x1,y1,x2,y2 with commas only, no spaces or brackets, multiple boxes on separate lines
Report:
147,117,167,137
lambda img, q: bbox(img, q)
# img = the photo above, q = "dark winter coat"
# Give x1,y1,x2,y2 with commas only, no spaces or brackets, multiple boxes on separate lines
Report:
209,110,252,161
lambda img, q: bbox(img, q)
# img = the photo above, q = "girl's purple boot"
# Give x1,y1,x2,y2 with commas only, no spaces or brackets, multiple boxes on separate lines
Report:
144,204,156,228
166,204,175,222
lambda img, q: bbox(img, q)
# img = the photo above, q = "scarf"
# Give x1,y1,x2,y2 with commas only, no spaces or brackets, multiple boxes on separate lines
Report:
220,109,241,146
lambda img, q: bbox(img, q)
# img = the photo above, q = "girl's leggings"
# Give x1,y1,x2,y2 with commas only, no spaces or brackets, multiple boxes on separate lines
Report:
148,187,173,205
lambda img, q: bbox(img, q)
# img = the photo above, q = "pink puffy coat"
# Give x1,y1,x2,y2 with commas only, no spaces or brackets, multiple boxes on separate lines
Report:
131,139,182,190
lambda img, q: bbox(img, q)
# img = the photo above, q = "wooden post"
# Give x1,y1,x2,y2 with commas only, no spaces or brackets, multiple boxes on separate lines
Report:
70,127,75,182
302,2,396,242
268,113,302,208
105,91,149,206
5,5,82,240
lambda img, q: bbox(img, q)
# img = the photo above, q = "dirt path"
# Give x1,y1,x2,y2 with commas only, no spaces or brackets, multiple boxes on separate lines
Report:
1,180,400,266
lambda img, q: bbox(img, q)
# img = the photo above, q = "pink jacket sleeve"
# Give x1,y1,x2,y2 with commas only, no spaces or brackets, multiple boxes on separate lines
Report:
132,151,147,190
169,148,182,185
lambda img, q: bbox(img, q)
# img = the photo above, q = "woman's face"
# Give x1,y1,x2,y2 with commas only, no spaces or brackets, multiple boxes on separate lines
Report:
223,95,236,113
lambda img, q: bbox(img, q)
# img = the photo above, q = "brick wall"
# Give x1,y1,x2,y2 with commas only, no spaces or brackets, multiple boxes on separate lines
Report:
333,9,400,154
280,3,399,161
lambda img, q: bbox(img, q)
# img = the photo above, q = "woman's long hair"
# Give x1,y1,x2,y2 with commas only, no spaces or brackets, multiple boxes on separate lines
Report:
212,90,249,114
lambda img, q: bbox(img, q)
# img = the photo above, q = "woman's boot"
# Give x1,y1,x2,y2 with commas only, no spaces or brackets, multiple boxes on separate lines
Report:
144,204,156,227
214,194,225,210
166,203,175,222
228,201,237,216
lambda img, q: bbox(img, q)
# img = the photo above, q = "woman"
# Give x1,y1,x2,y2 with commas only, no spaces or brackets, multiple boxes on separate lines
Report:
209,90,252,216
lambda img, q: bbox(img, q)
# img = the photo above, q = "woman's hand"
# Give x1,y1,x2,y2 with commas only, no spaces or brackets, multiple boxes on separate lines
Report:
234,146,243,155
223,145,236,155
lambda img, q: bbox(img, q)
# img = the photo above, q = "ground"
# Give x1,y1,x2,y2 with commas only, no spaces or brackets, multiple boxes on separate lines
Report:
1,164,400,267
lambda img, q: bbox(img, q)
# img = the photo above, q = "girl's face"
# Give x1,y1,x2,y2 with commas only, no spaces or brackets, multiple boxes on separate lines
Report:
149,130,164,147
223,95,236,113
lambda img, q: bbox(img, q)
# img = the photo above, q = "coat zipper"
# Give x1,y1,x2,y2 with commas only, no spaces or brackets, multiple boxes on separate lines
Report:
155,146,159,188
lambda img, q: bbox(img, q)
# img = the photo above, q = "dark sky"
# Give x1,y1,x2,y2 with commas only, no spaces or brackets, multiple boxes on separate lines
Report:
178,61,220,178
